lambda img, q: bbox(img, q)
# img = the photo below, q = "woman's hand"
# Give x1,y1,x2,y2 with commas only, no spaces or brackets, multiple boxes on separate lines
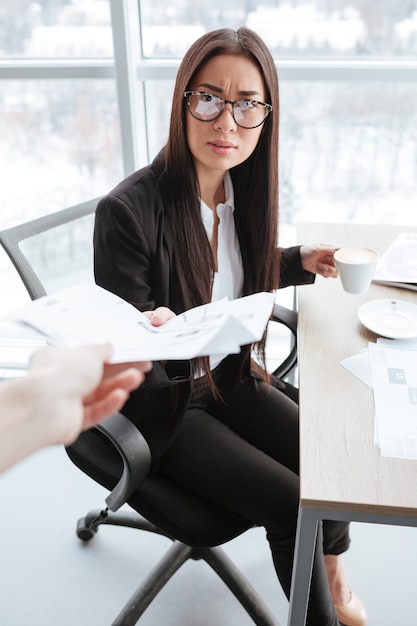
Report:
143,306,176,326
300,243,338,278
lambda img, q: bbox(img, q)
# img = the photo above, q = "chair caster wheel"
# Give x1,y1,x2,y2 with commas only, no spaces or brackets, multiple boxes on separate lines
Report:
76,518,98,541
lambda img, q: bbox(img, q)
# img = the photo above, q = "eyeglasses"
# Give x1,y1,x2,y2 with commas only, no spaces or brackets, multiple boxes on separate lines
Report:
184,91,272,129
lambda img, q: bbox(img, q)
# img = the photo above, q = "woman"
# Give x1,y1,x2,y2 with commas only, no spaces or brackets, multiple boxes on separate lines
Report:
94,27,367,626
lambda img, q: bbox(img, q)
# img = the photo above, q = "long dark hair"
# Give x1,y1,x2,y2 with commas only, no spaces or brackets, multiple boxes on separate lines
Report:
158,27,280,384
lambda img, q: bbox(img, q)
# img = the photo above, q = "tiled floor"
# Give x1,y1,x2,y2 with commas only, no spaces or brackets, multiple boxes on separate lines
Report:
1,441,417,626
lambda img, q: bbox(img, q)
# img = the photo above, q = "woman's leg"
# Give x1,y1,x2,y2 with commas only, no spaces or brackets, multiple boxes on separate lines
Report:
214,375,354,618
323,521,352,605
218,376,355,611
158,375,340,626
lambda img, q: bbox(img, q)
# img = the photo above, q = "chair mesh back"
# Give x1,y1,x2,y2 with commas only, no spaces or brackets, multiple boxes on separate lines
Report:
19,213,95,297
0,200,99,301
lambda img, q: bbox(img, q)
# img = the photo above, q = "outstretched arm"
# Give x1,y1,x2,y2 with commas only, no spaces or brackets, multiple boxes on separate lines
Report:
0,344,151,473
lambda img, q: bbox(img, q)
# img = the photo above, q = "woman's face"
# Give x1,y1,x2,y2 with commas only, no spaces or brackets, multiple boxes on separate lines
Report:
185,53,267,182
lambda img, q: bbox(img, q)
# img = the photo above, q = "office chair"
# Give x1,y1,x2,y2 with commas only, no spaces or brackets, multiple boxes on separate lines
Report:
0,201,298,626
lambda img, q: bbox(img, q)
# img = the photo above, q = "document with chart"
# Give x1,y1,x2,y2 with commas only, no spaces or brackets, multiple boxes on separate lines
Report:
369,342,417,459
4,282,276,363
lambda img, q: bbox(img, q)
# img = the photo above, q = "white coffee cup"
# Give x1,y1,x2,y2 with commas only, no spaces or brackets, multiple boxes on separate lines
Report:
334,247,378,294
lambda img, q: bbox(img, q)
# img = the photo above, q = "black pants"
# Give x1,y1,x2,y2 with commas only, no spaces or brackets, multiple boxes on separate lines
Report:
158,362,348,626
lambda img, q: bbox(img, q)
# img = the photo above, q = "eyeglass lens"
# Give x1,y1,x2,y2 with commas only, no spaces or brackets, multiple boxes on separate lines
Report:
187,92,269,128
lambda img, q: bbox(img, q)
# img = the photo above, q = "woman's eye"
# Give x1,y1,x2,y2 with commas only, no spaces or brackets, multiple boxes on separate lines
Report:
239,100,254,110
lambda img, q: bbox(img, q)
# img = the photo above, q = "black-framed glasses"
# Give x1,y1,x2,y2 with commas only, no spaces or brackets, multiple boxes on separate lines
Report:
184,91,272,129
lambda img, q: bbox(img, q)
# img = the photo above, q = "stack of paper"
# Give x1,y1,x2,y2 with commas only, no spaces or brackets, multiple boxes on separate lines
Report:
369,340,417,459
3,282,276,364
341,338,417,459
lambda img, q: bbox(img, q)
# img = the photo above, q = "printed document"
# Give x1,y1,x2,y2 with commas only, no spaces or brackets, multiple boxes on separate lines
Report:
368,342,417,459
341,338,417,459
3,282,276,364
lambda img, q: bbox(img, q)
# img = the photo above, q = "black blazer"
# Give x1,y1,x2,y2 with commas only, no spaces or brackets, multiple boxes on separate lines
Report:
94,157,314,465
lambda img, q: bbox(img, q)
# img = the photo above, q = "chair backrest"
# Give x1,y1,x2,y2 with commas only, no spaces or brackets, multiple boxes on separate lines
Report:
0,198,99,301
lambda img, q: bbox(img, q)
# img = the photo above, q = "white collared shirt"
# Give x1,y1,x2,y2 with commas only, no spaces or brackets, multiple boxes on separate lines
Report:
200,172,244,302
200,172,244,369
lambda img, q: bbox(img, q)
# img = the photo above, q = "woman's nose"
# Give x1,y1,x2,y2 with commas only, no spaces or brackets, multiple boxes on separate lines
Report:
214,104,237,132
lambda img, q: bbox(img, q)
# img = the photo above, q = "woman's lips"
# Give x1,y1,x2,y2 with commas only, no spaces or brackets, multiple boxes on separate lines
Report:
208,141,236,156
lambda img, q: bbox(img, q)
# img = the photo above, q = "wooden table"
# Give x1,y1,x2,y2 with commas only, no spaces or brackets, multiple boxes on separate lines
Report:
287,222,417,626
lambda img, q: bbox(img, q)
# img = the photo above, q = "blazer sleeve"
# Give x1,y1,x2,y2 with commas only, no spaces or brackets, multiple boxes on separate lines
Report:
279,246,316,288
94,192,190,390
94,194,159,312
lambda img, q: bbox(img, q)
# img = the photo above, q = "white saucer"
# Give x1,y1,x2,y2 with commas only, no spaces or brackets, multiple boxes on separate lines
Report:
358,299,417,339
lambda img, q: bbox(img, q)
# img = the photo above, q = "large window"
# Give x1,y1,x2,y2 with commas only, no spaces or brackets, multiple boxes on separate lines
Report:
0,78,121,226
0,0,113,58
1,0,417,313
139,0,417,239
139,0,417,59
2,0,417,229
0,0,121,230
279,80,417,229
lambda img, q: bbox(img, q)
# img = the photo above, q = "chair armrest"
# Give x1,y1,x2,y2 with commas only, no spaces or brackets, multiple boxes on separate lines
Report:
270,303,298,380
95,412,152,512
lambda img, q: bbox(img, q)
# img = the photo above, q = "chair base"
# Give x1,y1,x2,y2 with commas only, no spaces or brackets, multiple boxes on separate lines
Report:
76,509,280,626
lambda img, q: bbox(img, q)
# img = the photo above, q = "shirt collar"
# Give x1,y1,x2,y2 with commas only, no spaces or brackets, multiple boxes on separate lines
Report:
200,172,234,234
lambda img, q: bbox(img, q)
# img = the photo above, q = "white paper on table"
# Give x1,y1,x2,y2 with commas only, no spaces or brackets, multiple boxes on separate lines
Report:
340,349,373,388
340,336,417,389
377,336,417,350
372,232,417,287
4,282,276,363
368,342,417,459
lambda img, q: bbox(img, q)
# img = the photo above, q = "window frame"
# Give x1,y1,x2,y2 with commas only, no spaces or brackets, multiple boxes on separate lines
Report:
1,0,417,180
